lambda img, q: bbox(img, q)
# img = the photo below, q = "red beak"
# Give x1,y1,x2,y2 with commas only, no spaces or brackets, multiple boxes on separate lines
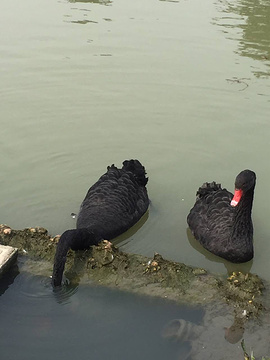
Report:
230,189,243,207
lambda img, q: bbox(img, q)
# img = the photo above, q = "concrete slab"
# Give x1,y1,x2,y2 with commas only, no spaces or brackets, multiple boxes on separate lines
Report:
0,245,18,275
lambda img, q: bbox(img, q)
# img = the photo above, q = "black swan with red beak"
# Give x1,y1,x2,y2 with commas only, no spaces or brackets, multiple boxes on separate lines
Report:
52,159,149,287
187,170,256,263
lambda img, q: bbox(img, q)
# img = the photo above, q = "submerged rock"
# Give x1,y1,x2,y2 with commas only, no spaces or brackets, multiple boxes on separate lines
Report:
161,319,204,342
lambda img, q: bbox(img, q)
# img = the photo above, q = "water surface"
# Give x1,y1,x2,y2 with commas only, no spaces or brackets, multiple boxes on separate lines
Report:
1,0,270,356
1,0,270,278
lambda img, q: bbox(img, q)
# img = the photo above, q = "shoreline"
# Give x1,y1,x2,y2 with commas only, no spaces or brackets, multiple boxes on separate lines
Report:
0,224,266,322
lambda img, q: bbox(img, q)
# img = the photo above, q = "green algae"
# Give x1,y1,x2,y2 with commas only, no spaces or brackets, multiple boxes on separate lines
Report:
0,224,266,321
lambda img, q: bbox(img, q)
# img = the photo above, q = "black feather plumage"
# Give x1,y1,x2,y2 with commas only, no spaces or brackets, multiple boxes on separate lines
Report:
187,170,256,263
52,159,149,287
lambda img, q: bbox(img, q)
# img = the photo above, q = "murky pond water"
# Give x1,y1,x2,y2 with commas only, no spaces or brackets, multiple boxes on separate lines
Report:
1,0,270,357
0,259,204,360
1,258,270,360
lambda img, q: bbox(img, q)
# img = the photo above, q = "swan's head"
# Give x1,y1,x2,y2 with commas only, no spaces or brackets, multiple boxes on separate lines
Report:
231,170,256,207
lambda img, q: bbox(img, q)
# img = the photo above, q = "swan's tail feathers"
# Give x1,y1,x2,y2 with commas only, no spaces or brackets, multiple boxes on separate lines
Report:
122,159,148,186
196,181,221,199
52,229,102,287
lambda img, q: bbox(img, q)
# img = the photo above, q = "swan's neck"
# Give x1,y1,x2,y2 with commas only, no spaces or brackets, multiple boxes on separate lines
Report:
232,187,254,240
52,228,102,287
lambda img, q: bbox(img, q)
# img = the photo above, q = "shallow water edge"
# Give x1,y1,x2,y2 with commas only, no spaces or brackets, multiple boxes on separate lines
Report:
0,224,266,324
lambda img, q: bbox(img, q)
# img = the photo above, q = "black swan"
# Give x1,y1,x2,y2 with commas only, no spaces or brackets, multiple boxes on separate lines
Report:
187,170,256,263
52,159,149,287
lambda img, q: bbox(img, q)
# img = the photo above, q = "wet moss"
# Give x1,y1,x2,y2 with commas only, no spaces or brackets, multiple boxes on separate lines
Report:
221,271,265,318
0,224,266,320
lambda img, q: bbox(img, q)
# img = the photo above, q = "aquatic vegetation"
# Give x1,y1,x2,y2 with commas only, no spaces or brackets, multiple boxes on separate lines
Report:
241,340,270,360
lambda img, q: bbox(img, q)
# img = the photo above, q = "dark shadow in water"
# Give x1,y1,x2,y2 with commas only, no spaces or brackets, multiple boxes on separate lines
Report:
0,263,19,296
212,0,270,77
224,316,245,344
113,209,149,246
186,228,253,275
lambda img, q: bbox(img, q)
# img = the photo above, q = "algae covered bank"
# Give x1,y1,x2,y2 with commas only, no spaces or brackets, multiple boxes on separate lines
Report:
0,224,265,317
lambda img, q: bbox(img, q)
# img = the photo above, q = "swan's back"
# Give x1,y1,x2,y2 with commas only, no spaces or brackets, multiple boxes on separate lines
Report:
77,159,149,239
52,159,149,287
187,182,234,253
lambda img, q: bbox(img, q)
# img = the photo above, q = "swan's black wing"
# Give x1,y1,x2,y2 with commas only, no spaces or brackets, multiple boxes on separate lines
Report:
187,182,235,256
77,160,149,239
53,159,149,286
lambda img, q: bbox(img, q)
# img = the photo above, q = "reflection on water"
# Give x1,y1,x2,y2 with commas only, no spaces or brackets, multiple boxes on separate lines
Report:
113,210,149,247
0,263,19,297
213,0,270,77
160,0,180,3
186,228,253,275
68,0,112,5
67,19,98,24
162,318,204,342
162,315,244,346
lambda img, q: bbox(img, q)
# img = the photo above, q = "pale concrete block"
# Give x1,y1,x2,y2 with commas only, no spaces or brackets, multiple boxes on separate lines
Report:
0,245,18,275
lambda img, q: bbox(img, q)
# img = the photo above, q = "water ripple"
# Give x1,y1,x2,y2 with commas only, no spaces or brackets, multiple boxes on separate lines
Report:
11,272,79,306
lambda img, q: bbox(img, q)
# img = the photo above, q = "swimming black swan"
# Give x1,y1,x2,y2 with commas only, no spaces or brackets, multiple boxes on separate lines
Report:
187,170,256,263
52,159,149,287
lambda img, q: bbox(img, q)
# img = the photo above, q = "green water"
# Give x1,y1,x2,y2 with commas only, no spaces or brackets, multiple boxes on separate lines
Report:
1,0,270,280
1,0,270,357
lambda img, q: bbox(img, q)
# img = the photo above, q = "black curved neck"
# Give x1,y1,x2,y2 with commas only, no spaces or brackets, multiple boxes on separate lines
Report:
52,228,102,287
232,186,255,240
